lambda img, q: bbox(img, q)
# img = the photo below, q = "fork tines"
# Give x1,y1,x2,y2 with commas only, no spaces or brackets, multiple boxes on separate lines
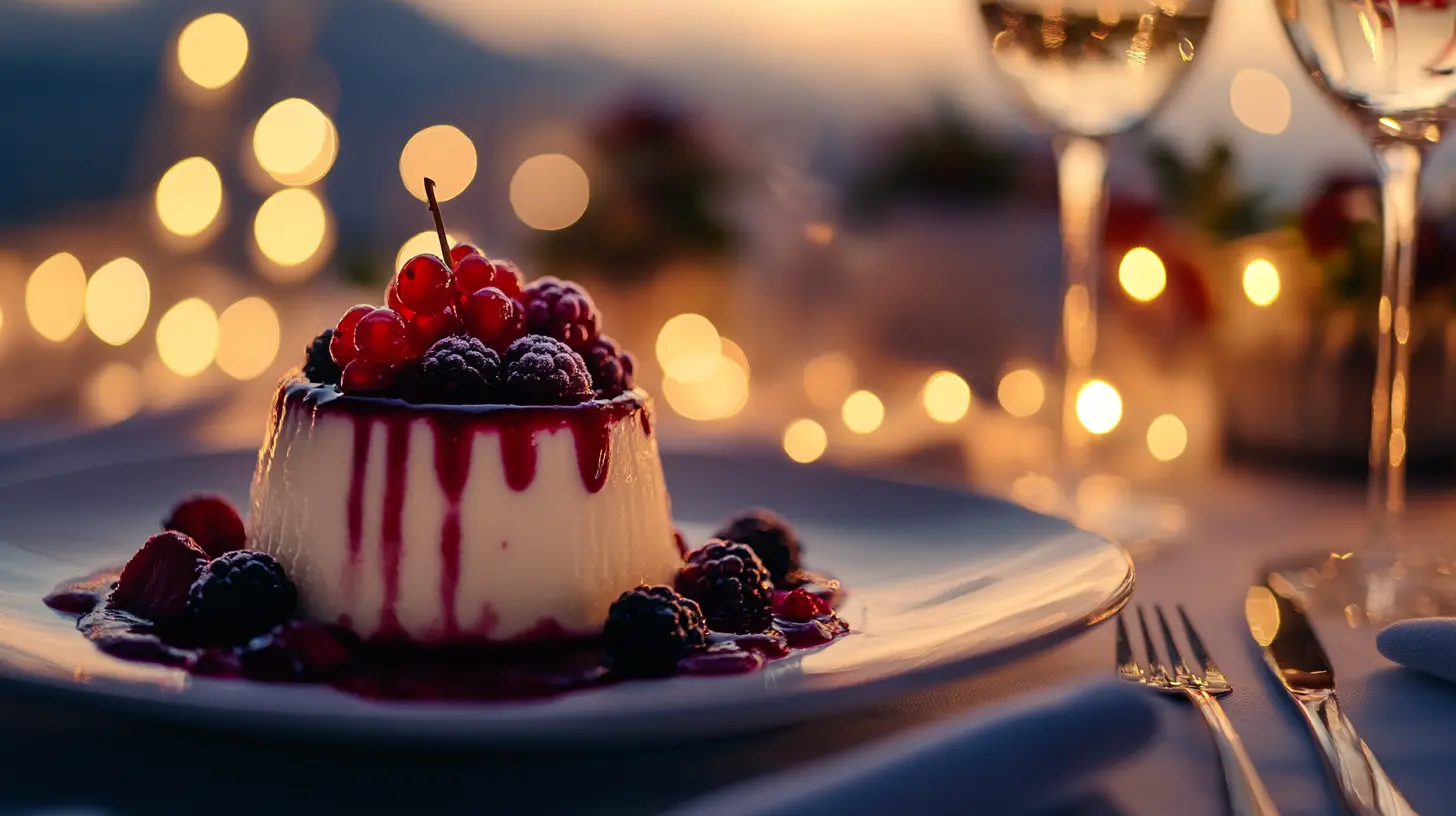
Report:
1116,603,1226,693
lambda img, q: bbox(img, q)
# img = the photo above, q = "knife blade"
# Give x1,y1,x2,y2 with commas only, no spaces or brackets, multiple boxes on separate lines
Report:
1246,574,1417,816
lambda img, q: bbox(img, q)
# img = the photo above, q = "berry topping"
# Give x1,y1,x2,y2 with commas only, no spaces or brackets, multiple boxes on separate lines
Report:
187,551,298,644
329,304,374,367
714,509,804,588
502,334,592,405
582,335,636,398
675,540,775,634
419,335,502,404
486,259,524,300
602,585,709,677
162,493,247,559
774,587,830,623
353,308,408,363
385,280,416,321
449,243,482,267
520,277,600,350
460,287,523,347
111,532,209,622
303,329,342,386
452,253,494,299
405,307,464,357
340,360,397,394
238,620,354,681
396,254,455,313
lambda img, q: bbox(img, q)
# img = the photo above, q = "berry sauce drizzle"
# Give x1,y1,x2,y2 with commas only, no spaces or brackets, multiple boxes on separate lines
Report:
43,574,848,702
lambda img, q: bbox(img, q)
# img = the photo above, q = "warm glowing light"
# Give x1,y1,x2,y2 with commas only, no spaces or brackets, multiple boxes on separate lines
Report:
1147,414,1188,461
85,258,150,345
394,231,458,272
804,222,835,245
998,368,1045,418
662,356,749,421
81,362,143,425
253,99,336,185
1229,69,1291,135
254,188,326,267
176,13,248,90
842,390,884,434
1118,247,1166,302
510,153,590,231
1010,473,1061,515
216,297,280,380
656,313,722,383
26,252,86,342
400,125,477,202
1075,380,1123,435
783,419,828,463
720,337,750,379
922,371,971,423
155,157,222,238
155,298,219,377
804,352,855,409
1243,258,1280,306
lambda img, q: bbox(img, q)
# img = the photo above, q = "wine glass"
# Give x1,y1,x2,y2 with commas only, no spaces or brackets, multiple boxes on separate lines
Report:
1276,1,1456,619
972,0,1216,531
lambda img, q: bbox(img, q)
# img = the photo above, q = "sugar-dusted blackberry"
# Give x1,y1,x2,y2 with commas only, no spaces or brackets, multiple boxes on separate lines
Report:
582,335,636,398
603,585,709,677
187,551,298,644
520,277,600,350
418,335,502,404
503,334,592,405
714,509,804,588
303,329,342,385
675,540,775,634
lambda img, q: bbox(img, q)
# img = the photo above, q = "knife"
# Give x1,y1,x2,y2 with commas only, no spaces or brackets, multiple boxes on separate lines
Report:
1246,575,1418,816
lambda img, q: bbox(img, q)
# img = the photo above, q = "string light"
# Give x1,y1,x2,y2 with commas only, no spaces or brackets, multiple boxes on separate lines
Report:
216,297,280,380
155,298,219,377
1118,247,1166,302
997,368,1045,418
1243,259,1280,306
1147,414,1188,461
1075,380,1123,435
511,154,590,231
155,157,222,238
804,352,855,409
26,252,86,342
922,371,971,423
176,13,248,90
400,125,477,202
254,188,327,269
253,99,336,186
783,419,828,463
84,258,150,346
842,390,884,434
656,314,721,383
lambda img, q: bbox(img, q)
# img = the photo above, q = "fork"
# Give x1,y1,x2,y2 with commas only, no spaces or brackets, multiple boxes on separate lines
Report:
1117,604,1282,816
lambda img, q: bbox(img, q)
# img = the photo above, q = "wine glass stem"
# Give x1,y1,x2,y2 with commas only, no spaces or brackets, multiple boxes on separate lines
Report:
1368,140,1423,545
1054,134,1109,476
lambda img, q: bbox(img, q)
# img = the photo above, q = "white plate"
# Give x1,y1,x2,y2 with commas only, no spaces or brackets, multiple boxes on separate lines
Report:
0,447,1133,747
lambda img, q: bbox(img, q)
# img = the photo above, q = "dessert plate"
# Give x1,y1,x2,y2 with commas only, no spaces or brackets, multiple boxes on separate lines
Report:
0,446,1133,747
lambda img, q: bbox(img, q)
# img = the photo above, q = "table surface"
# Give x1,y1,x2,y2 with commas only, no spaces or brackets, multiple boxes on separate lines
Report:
3,435,1456,816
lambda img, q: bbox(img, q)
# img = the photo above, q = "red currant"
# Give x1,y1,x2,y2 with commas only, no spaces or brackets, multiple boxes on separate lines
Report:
396,254,454,313
449,244,482,268
460,288,519,344
340,360,396,394
453,253,494,299
329,304,375,366
386,280,416,320
353,308,408,363
488,259,524,300
405,307,463,356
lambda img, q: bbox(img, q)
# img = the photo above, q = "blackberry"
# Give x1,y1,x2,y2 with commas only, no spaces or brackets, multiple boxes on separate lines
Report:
582,335,636,398
603,585,709,677
520,277,600,350
303,329,342,385
418,335,502,404
503,334,592,405
714,509,804,588
675,540,774,634
187,551,298,644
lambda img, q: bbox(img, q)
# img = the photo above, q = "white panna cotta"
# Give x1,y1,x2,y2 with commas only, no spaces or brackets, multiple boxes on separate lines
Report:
249,379,683,644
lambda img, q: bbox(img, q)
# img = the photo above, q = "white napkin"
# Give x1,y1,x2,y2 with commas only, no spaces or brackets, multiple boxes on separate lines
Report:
1377,618,1456,683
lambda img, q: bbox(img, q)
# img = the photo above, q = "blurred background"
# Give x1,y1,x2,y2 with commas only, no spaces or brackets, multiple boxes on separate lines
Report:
4,0,1456,534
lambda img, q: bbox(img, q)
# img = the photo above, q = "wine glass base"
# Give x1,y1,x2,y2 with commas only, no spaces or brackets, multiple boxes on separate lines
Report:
1265,549,1456,626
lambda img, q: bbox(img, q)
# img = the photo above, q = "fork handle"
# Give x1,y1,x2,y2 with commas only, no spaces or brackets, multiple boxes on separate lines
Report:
1188,689,1282,816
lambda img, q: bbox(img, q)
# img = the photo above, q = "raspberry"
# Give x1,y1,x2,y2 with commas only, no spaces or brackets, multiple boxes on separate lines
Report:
520,277,600,350
582,335,636,398
405,307,464,357
503,334,592,405
329,304,374,367
675,540,775,634
354,308,408,363
396,254,455,313
774,587,830,623
602,585,709,677
340,360,396,394
188,551,298,644
162,493,247,559
302,329,342,386
111,532,209,622
418,335,502,404
714,509,803,588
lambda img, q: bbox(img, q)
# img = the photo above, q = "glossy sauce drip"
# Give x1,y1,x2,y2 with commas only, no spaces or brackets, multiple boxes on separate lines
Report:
377,420,410,638
433,420,473,639
345,419,372,599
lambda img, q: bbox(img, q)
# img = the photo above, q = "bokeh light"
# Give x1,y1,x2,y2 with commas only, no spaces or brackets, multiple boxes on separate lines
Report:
842,390,884,434
155,298,219,377
720,337,750,379
1118,247,1166,302
783,419,828,464
804,352,855,409
1230,69,1291,136
662,356,749,421
400,125,477,202
656,313,721,383
1243,258,1280,306
26,252,86,342
511,153,591,231
1147,414,1189,461
997,368,1045,418
253,99,336,185
1075,380,1123,435
254,188,327,269
176,13,248,90
81,362,143,425
395,231,458,272
922,371,971,423
804,222,835,246
155,157,222,238
216,297,281,380
85,258,150,346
